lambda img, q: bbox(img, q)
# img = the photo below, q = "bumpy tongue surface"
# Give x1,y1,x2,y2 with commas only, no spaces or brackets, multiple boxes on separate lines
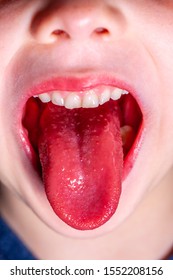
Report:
38,101,123,230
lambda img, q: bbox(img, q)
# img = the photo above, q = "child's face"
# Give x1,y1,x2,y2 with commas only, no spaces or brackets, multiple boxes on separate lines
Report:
0,0,173,237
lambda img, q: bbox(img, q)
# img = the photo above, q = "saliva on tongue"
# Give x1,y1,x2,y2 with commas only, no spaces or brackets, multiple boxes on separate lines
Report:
38,100,123,230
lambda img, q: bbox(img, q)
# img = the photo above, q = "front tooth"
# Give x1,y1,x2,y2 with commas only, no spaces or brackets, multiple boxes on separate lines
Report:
99,88,111,105
82,92,99,108
38,93,51,103
52,91,64,106
65,93,81,109
111,88,123,100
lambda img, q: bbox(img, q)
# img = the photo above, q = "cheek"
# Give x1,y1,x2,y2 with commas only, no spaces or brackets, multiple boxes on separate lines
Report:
137,21,173,168
0,2,37,70
0,117,26,197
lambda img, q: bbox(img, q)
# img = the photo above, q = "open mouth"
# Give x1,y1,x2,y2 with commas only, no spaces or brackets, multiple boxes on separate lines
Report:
21,82,143,231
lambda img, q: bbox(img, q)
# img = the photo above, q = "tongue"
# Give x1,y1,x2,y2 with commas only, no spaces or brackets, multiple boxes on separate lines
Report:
38,101,123,230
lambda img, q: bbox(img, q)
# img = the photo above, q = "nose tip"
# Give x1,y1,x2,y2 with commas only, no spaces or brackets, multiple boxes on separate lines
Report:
32,2,124,44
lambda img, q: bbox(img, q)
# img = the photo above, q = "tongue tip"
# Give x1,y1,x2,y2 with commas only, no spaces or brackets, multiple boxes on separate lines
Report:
56,213,115,231
45,177,122,231
49,194,121,231
62,213,115,231
65,219,110,231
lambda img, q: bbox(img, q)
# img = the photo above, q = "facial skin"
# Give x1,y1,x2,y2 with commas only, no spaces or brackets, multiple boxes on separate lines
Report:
0,0,173,259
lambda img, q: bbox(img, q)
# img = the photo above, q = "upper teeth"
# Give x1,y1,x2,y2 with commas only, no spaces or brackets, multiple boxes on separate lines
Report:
35,86,129,109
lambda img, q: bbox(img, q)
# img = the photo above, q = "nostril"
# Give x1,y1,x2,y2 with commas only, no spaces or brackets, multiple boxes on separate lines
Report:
51,27,110,41
52,29,70,39
92,27,110,39
94,27,110,35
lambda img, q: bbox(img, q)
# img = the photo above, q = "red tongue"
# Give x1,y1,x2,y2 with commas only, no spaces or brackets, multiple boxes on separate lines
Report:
38,101,123,230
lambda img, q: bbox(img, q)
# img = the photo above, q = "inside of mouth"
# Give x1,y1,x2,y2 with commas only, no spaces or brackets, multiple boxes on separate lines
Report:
22,93,142,230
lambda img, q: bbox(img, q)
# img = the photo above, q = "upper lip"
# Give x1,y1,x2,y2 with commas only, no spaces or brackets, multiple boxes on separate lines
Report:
30,75,130,94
